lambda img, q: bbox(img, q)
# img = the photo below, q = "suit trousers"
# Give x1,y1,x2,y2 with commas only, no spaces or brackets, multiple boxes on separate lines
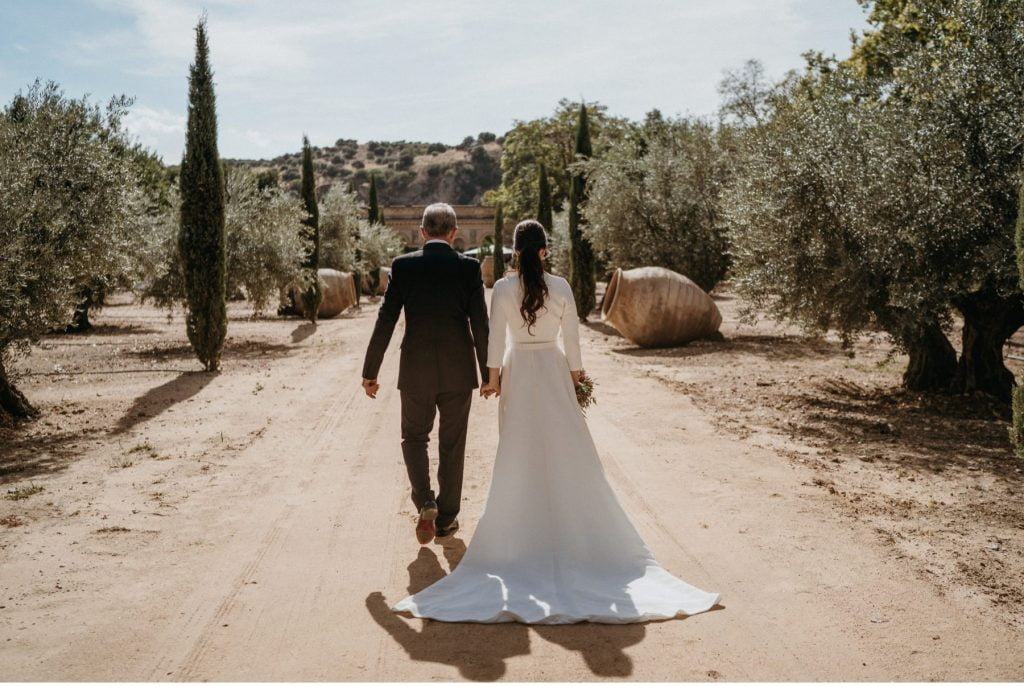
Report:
399,388,472,529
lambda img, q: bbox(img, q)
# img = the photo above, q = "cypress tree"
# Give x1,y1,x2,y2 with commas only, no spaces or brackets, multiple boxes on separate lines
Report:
366,174,382,293
537,163,553,231
493,203,506,280
178,17,227,371
1012,169,1024,457
568,103,596,321
299,135,322,322
368,174,380,224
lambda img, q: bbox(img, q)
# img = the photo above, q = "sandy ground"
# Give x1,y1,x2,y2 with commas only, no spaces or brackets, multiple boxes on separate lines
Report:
1,289,1022,681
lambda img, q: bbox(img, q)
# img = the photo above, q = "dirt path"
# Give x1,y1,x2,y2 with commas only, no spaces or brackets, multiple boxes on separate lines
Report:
1,297,1022,681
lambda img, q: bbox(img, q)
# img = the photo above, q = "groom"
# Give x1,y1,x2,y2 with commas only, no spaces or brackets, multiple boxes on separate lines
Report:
361,202,490,545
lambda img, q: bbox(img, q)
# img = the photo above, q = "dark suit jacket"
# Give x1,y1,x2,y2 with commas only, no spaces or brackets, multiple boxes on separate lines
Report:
361,242,489,395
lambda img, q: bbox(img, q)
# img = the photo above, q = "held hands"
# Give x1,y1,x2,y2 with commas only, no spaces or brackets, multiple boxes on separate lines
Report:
480,379,500,399
480,367,501,399
362,378,380,399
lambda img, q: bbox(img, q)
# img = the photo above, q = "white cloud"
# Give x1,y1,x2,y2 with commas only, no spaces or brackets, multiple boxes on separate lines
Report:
74,0,868,160
122,105,185,161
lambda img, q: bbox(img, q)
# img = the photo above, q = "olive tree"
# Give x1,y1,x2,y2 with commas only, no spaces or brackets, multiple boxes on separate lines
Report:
723,0,1024,400
319,184,362,272
355,222,404,284
140,168,308,317
224,168,307,316
582,113,731,292
0,81,135,418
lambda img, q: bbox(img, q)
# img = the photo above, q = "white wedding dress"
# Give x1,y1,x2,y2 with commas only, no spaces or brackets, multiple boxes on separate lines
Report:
391,272,720,624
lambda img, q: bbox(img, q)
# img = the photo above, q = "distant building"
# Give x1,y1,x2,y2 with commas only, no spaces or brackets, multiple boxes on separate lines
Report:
383,205,514,252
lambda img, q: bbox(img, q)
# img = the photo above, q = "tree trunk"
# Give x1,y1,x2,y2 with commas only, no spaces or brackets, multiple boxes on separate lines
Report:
952,290,1024,403
66,299,93,333
0,356,37,419
902,319,958,391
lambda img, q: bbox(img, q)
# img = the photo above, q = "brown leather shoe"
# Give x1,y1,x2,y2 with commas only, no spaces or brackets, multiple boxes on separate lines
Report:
415,501,438,545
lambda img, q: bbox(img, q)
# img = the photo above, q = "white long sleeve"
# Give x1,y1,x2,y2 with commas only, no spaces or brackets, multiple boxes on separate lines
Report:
559,282,583,371
487,281,509,368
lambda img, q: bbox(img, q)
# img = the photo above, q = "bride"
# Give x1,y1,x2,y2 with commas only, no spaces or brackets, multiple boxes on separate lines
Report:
391,220,720,624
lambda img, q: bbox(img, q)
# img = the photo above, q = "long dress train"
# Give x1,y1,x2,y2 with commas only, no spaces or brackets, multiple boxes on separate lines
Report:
391,272,720,623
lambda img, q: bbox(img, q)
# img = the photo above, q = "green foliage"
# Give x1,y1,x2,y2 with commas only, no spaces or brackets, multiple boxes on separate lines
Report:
493,204,506,280
478,234,494,258
299,135,322,323
356,222,404,278
547,210,571,277
225,168,307,316
178,18,227,371
368,174,380,224
137,184,186,308
568,104,596,321
724,0,1024,397
255,167,279,191
141,171,306,318
487,98,631,222
847,0,959,79
320,184,362,272
582,115,730,292
0,81,136,416
536,163,553,231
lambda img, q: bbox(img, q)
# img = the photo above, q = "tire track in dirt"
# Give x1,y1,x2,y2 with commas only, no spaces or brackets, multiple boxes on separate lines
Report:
164,327,409,680
148,327,367,680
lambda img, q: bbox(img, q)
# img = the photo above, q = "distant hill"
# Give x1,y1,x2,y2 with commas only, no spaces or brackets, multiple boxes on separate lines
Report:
226,134,503,206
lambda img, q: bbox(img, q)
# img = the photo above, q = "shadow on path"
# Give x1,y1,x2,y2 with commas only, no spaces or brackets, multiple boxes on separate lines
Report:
0,428,97,483
113,370,216,434
366,546,530,681
367,545,681,680
533,623,644,678
291,322,317,343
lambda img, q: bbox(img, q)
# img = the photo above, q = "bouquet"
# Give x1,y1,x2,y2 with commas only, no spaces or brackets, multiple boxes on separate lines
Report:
574,371,597,415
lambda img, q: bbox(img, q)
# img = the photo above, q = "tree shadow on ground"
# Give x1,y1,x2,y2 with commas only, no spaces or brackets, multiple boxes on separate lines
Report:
54,323,162,338
787,378,1020,480
291,322,316,344
112,370,216,434
124,339,294,363
0,427,97,483
599,326,841,362
583,320,621,338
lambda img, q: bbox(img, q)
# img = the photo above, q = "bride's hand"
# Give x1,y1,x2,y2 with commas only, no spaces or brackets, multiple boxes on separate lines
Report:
481,369,501,398
571,369,585,386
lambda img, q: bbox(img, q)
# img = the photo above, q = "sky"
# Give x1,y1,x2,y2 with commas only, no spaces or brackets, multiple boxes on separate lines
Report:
0,0,872,163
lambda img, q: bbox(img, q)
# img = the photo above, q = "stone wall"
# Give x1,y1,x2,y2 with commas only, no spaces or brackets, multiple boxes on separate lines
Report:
383,205,514,251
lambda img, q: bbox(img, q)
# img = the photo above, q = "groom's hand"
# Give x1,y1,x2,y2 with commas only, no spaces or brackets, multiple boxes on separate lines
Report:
362,378,380,399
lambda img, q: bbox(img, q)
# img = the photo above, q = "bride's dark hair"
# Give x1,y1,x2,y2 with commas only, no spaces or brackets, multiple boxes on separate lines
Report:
513,219,549,334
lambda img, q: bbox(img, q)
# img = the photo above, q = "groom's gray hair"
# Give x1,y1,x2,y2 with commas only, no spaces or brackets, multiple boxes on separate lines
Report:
422,202,458,237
